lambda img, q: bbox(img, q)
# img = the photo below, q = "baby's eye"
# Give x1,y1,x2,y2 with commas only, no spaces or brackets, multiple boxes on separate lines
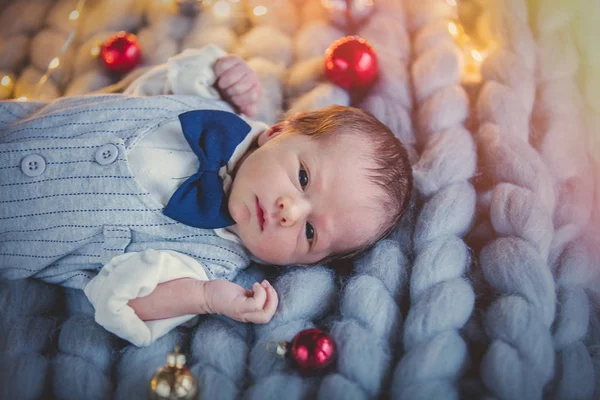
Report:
305,222,315,243
298,167,309,189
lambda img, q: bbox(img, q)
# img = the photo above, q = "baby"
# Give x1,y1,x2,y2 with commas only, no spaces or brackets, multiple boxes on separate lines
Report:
0,45,412,346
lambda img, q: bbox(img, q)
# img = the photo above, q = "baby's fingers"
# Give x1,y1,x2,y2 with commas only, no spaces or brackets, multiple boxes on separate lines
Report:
217,61,251,91
245,281,279,324
223,75,257,97
231,87,260,117
214,55,242,77
262,281,278,317
242,281,267,311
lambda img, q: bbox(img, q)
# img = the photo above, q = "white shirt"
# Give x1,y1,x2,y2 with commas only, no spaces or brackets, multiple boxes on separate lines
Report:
83,45,269,347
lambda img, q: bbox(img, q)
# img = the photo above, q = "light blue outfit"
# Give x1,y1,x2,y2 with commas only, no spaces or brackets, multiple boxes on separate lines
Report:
0,45,271,346
0,94,250,289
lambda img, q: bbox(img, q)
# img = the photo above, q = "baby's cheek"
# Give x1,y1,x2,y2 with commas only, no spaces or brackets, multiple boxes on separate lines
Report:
228,198,248,224
253,237,290,265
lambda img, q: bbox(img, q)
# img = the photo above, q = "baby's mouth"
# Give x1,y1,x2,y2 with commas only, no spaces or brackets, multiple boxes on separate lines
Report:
255,197,266,231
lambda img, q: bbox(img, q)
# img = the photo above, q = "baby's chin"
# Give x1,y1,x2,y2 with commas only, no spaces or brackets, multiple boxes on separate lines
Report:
225,224,284,264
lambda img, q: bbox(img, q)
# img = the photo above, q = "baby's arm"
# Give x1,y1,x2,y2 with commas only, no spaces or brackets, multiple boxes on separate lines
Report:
128,277,277,324
122,45,262,117
84,249,278,346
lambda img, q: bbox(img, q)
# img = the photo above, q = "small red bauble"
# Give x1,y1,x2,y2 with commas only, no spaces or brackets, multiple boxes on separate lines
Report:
100,31,142,74
324,36,379,92
268,328,337,375
289,328,337,373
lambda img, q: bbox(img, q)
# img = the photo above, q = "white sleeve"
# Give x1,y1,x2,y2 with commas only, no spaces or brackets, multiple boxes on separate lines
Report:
83,249,209,347
123,44,228,98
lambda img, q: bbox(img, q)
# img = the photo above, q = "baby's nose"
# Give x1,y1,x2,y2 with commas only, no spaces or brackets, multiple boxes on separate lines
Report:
276,196,309,227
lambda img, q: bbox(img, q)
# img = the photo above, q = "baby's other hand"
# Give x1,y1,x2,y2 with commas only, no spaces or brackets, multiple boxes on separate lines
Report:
214,55,262,117
205,279,278,324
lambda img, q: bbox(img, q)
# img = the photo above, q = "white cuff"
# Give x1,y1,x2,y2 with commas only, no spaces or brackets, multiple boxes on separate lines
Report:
124,44,227,97
84,249,209,347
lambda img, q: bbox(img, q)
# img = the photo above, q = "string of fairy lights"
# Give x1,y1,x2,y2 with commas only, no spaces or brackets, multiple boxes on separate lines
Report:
446,0,491,83
0,0,88,101
0,0,490,101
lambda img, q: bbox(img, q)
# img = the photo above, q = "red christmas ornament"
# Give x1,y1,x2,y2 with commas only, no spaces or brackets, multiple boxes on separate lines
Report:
324,36,378,93
290,328,336,372
100,31,142,74
269,328,337,374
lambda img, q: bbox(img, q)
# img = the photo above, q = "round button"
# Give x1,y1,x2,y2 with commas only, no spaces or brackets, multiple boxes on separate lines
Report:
95,144,119,165
20,154,46,177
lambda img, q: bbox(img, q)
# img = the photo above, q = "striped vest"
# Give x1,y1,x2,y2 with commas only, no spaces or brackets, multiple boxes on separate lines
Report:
0,94,251,289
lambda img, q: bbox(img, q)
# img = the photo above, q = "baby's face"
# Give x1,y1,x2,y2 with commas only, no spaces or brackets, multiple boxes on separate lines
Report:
227,123,385,265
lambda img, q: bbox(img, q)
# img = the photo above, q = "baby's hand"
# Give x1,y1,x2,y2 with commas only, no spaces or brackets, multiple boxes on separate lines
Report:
205,279,278,324
214,55,262,117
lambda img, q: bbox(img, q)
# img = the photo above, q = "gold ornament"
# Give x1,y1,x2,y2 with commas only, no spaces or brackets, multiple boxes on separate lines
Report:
149,346,198,400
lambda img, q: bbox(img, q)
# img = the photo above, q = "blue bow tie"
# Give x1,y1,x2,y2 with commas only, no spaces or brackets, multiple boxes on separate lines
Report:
162,110,251,229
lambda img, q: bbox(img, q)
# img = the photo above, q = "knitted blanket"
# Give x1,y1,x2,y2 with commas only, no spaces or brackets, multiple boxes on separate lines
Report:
1,0,600,399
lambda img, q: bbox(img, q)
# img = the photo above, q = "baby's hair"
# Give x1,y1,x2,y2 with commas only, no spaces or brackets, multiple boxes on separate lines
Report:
285,105,413,263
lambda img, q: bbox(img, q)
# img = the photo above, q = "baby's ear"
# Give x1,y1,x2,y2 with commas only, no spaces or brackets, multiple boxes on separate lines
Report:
257,121,286,146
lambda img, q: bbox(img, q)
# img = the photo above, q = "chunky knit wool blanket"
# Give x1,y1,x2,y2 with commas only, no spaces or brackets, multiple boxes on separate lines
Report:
1,0,600,399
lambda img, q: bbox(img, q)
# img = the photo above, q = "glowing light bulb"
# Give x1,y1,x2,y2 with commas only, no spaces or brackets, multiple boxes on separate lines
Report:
461,45,488,84
49,57,60,70
448,21,458,37
213,0,230,17
90,45,100,57
69,10,80,20
471,49,484,62
253,5,267,16
0,74,14,99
